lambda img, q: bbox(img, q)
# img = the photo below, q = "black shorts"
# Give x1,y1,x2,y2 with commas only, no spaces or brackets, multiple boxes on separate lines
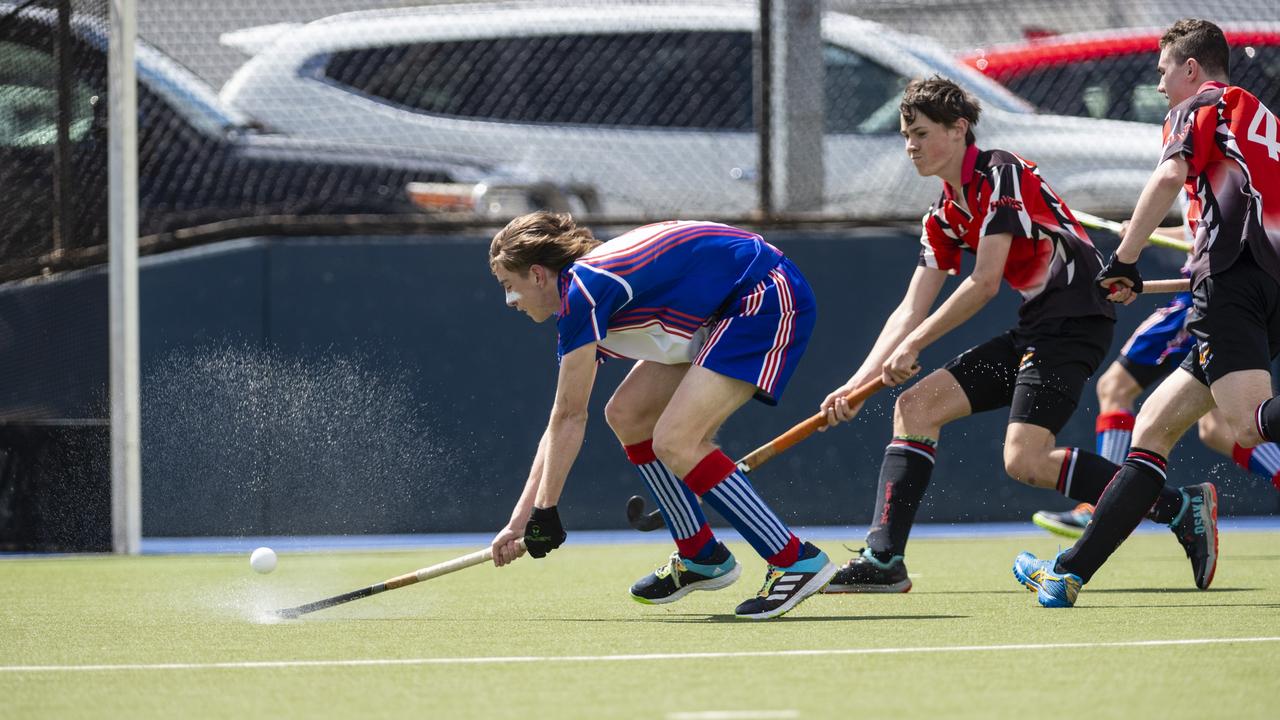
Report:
1180,251,1280,386
1118,353,1180,389
944,315,1115,434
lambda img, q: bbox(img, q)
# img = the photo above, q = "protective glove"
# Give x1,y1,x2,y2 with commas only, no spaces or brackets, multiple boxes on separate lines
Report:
524,505,566,558
1097,254,1143,294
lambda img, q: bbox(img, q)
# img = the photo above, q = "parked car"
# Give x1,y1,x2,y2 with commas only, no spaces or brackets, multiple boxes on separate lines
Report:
960,25,1280,124
219,1,1163,220
0,4,563,278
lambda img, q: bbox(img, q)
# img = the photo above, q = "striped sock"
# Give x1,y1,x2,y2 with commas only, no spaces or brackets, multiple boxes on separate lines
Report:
1095,411,1135,465
685,449,800,567
1232,442,1280,490
624,440,714,559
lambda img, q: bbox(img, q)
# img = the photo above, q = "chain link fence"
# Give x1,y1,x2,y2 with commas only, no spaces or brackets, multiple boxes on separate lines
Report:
3,0,1277,278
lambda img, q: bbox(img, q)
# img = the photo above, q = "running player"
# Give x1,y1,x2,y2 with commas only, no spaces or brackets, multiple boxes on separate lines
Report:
814,76,1203,594
1015,19,1279,607
487,211,835,619
1034,214,1280,538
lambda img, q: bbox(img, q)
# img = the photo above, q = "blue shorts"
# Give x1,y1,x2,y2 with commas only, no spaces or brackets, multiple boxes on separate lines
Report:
1117,292,1196,388
693,257,815,405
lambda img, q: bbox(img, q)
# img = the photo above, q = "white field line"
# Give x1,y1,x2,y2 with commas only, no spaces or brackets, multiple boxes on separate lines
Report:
665,707,793,712
3,636,1279,674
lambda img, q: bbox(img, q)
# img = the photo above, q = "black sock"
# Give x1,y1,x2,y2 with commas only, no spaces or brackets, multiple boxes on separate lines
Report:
1056,448,1116,503
1058,448,1185,523
1057,448,1167,583
1257,397,1280,442
866,438,936,560
1147,486,1186,524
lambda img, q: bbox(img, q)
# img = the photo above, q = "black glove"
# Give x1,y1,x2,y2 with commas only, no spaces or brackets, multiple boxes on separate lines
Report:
524,505,566,558
1097,254,1143,294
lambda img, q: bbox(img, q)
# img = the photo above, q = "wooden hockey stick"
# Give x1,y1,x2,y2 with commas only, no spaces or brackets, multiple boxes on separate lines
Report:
627,378,886,531
275,540,523,618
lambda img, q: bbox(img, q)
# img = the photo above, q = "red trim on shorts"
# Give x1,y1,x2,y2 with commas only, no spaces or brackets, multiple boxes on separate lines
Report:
767,534,801,567
1096,411,1135,433
623,439,657,465
684,449,738,495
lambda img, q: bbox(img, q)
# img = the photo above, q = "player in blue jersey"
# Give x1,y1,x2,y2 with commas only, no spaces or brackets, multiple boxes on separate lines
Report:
486,211,835,620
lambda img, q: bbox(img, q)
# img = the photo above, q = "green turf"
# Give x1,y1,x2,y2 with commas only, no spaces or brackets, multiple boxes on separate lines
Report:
4,531,1278,719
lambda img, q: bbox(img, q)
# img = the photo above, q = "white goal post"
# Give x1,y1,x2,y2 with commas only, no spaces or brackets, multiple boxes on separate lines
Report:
109,0,141,555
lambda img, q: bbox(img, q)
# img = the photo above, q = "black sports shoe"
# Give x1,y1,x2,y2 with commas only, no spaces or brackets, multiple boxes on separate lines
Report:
734,542,835,620
630,543,741,604
1169,482,1218,590
822,547,912,593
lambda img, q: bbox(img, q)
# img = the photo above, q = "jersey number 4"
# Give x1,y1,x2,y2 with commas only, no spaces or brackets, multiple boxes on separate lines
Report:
1247,105,1280,161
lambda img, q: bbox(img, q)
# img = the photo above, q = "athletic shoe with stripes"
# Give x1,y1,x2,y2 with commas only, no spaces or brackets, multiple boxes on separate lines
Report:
1169,482,1218,590
630,544,741,604
734,542,835,620
822,547,912,593
1031,503,1094,539
1012,551,1082,608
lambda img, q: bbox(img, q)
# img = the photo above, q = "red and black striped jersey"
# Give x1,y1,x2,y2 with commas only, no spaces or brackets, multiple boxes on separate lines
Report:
918,145,1114,325
1164,82,1280,287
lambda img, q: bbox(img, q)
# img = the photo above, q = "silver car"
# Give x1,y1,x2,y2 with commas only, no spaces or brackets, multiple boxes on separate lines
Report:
220,1,1162,220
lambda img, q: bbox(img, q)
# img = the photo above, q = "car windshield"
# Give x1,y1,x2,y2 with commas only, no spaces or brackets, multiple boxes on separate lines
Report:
135,41,259,135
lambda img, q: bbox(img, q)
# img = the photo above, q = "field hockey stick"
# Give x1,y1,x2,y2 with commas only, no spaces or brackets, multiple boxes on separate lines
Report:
275,540,524,618
1073,210,1192,253
626,378,886,532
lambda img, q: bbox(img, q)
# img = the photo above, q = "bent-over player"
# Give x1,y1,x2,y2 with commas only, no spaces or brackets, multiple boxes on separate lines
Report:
488,211,835,619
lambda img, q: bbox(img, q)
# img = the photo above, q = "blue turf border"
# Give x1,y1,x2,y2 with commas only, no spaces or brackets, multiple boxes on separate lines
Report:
130,515,1280,555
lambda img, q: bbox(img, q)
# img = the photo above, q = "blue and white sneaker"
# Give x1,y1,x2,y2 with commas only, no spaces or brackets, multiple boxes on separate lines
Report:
735,542,836,620
1012,551,1082,608
630,544,741,604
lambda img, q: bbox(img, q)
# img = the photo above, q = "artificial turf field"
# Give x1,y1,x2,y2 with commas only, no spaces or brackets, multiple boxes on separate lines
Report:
4,531,1278,719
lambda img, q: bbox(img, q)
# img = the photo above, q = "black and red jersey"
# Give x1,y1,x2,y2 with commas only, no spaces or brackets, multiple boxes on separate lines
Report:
1164,82,1280,287
918,145,1115,325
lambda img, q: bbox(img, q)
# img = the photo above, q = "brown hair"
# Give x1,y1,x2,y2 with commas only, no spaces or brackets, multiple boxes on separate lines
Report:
899,76,981,145
489,211,600,274
1160,19,1230,79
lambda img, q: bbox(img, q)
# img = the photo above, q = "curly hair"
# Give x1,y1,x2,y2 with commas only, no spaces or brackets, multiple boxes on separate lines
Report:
899,75,981,145
489,211,601,274
1160,19,1229,79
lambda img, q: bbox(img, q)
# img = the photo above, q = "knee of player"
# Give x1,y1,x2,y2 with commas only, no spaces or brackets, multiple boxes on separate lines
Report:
604,394,643,436
1095,365,1138,407
1001,447,1046,486
893,386,935,425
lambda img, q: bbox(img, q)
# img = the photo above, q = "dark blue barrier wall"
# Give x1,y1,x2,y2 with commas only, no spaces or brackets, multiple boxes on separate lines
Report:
3,229,1277,540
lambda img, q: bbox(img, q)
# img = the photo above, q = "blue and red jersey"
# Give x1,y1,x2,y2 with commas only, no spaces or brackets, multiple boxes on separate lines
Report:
555,221,784,363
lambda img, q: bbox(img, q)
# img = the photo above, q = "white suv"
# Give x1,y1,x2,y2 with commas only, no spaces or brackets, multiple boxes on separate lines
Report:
220,1,1162,220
